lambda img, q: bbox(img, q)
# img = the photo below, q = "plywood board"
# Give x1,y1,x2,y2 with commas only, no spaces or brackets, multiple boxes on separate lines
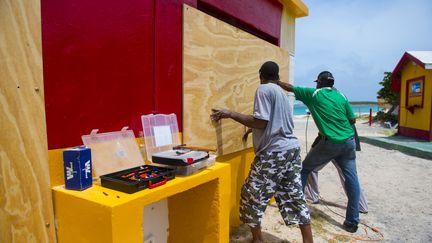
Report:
183,5,290,155
0,0,56,241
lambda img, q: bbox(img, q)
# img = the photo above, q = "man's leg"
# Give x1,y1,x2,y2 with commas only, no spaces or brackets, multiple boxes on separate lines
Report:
334,138,361,231
275,148,313,243
240,153,278,243
249,227,263,243
304,172,320,203
301,139,336,191
333,160,369,213
300,224,314,243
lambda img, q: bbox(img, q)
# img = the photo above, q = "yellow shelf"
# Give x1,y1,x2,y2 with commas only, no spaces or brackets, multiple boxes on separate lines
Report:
53,162,230,243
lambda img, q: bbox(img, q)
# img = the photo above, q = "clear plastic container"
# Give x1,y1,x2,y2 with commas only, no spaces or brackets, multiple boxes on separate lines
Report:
141,113,181,160
82,127,144,177
141,114,215,176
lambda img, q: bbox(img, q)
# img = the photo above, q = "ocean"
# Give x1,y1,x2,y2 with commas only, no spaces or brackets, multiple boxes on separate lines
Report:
293,103,380,116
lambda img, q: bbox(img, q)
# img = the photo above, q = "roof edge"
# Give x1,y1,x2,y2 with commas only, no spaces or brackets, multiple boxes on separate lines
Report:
279,0,309,18
390,52,426,92
391,52,426,77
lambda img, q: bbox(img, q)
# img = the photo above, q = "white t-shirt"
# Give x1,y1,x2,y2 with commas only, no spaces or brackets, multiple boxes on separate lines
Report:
252,83,299,155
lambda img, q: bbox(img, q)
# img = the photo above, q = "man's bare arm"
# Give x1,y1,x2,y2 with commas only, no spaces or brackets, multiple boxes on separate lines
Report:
276,81,294,92
211,109,267,129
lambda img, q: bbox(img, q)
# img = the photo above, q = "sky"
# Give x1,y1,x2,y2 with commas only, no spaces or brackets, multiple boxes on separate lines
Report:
294,0,432,101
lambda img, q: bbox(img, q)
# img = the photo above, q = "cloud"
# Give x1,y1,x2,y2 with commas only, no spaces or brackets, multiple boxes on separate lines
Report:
294,0,432,101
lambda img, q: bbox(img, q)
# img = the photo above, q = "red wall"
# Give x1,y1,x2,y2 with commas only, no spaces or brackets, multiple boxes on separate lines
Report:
42,0,155,149
198,0,282,44
42,0,282,149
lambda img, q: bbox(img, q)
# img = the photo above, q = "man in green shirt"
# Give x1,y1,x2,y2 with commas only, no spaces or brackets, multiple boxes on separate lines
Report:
277,71,361,233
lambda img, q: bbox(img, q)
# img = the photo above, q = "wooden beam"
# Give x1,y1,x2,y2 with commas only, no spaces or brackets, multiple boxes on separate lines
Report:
279,0,309,18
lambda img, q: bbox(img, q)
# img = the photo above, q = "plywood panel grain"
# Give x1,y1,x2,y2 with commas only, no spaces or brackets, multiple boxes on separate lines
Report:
0,0,56,242
183,5,290,155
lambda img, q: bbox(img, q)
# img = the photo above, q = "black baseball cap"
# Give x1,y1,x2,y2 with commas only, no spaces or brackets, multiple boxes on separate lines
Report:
314,71,335,82
259,61,279,81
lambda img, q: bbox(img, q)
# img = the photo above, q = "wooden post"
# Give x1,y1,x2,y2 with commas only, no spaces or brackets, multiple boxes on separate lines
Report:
0,0,56,241
369,108,373,126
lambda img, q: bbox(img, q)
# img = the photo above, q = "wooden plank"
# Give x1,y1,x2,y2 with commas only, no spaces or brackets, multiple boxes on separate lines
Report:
0,0,56,242
183,5,290,155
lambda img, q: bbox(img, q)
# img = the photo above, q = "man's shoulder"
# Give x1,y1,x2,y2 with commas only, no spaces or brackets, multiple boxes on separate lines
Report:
327,89,349,101
257,83,281,94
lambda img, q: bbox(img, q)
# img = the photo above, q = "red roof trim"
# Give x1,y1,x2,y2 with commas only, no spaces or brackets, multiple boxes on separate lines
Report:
390,52,426,92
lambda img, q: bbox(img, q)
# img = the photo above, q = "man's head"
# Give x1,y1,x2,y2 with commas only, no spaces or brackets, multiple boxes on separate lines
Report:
259,61,279,83
314,71,334,88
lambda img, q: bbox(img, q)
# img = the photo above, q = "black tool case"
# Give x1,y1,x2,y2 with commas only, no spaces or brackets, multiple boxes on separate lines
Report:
100,165,175,194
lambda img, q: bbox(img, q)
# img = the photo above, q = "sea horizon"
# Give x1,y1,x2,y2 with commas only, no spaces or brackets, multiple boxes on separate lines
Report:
294,102,380,116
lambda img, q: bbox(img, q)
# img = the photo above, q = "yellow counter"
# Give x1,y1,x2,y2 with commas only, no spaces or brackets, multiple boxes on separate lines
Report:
52,162,230,243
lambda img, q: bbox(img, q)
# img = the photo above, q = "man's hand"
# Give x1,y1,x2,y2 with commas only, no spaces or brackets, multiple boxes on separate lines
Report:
211,108,232,122
242,128,252,143
276,80,294,92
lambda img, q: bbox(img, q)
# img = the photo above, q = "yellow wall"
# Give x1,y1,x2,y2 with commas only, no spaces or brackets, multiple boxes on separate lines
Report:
216,148,255,229
399,63,432,131
49,148,66,186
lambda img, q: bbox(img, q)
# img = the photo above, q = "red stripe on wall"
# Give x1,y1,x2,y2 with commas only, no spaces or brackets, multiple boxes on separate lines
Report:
42,0,155,149
197,0,282,44
399,126,432,141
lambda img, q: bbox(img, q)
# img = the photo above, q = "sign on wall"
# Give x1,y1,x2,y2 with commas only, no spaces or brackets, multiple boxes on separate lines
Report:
406,76,425,108
410,81,422,97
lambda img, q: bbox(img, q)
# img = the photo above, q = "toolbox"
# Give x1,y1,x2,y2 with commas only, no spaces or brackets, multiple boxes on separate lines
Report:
141,113,215,176
99,165,175,194
82,127,175,193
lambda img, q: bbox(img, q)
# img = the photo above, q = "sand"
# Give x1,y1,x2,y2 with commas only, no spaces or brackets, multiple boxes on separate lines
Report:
230,117,432,243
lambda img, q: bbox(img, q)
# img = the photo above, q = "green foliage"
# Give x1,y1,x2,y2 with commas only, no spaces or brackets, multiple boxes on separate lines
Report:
377,72,399,105
373,110,398,123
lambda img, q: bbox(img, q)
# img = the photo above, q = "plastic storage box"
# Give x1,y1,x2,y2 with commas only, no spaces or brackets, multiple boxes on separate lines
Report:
141,114,215,176
82,127,174,193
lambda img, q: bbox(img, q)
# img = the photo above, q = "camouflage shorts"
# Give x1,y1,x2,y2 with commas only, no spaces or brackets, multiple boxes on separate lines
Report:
240,147,311,228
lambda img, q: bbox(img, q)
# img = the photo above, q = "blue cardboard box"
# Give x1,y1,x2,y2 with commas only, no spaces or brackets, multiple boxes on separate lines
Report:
63,146,92,190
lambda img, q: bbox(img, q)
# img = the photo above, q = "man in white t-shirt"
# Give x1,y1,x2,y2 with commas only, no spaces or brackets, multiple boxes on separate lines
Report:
211,61,313,243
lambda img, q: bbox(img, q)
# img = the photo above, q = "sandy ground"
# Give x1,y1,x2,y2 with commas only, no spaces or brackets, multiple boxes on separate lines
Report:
230,116,432,243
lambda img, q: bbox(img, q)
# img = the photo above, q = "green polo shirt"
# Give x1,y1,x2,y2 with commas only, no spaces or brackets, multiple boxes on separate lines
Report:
293,86,355,143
